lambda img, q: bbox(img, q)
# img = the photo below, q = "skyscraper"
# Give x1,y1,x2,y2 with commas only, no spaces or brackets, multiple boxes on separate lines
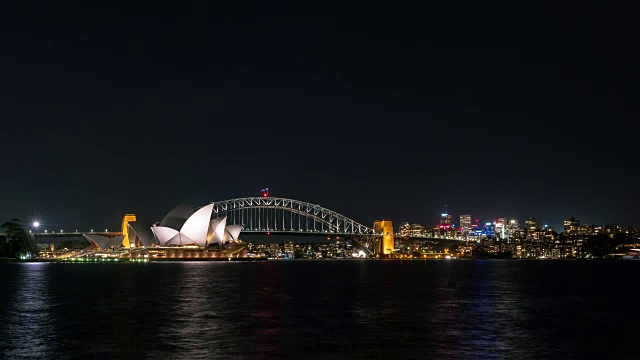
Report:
507,219,519,240
460,214,472,237
440,206,452,228
495,217,508,239
525,218,539,233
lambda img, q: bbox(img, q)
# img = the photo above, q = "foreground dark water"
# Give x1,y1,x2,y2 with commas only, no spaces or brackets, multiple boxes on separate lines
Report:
0,259,638,359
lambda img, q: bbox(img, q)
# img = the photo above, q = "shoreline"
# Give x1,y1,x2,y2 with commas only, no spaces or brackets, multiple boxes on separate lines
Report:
6,257,627,263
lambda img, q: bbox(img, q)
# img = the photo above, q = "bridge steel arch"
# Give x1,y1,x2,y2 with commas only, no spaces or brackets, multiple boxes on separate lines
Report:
208,197,374,236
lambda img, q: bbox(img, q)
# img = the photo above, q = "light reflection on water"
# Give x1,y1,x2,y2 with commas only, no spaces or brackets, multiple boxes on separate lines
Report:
4,263,56,359
1,260,639,359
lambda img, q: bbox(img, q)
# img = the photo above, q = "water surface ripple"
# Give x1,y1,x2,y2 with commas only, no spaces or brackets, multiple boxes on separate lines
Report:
0,260,637,359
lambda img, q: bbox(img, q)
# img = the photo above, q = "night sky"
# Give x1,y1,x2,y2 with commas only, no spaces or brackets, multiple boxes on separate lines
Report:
1,1,638,232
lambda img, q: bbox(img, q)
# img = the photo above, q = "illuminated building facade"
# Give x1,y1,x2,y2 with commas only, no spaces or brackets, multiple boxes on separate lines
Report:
525,218,538,233
564,217,581,235
508,219,519,240
525,218,540,240
150,204,242,247
399,222,425,237
460,215,472,236
128,221,156,247
440,212,452,228
483,223,495,237
438,207,453,238
410,224,424,236
495,217,508,239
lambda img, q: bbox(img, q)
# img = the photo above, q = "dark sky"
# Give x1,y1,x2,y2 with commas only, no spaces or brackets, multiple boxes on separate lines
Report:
1,1,638,232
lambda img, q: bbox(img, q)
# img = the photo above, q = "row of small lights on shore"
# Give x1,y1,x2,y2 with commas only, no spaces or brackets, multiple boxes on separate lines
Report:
29,221,109,234
30,230,109,233
30,229,109,233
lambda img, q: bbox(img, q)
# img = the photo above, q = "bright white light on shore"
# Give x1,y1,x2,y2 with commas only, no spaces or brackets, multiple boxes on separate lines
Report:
33,221,40,228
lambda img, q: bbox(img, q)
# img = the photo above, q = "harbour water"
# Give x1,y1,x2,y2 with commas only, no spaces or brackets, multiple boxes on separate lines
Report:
1,259,638,359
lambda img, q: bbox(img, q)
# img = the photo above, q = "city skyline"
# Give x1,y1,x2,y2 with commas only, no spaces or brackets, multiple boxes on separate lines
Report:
10,196,628,235
1,1,637,231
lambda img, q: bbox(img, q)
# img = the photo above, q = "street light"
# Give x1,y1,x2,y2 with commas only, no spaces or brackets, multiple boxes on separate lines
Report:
32,221,40,246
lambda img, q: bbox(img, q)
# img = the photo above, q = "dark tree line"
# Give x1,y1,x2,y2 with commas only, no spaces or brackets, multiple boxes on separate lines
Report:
0,219,38,259
582,233,636,258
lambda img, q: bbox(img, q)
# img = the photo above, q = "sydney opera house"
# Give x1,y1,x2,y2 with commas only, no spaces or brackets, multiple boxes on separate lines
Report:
83,203,247,260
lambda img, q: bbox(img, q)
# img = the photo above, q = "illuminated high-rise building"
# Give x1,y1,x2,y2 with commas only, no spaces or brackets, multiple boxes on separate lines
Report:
507,219,519,240
483,222,495,237
440,206,452,229
525,218,539,240
564,217,580,235
460,214,472,235
525,218,538,233
495,217,508,239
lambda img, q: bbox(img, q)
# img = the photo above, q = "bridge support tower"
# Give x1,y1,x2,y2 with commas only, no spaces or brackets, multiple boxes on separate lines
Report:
373,219,394,257
121,214,137,248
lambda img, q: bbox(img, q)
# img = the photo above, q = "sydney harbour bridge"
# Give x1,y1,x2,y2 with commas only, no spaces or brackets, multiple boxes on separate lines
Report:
209,197,373,235
206,196,379,255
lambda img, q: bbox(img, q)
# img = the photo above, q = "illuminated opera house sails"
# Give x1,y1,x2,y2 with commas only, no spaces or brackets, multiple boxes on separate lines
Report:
148,203,244,247
152,204,215,247
127,221,157,248
84,203,243,250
